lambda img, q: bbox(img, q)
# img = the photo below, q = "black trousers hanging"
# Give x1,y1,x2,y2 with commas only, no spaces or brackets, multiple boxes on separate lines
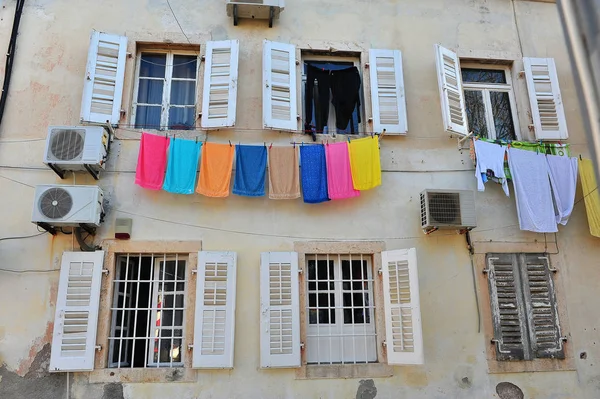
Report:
305,65,331,134
330,66,361,132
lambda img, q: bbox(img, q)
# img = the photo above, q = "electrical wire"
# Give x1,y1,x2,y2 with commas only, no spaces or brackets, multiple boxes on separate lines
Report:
0,231,47,242
166,0,193,46
0,174,34,188
0,0,25,127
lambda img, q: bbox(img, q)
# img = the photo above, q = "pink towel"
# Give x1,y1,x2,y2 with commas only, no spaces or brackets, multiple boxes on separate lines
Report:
325,142,360,200
135,133,170,190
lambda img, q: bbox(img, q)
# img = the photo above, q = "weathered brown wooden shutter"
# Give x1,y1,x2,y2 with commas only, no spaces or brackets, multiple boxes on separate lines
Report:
520,254,565,359
486,253,529,361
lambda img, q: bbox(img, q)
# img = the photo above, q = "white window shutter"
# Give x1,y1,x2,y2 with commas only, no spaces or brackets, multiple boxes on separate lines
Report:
260,252,300,368
381,248,424,365
80,31,128,125
193,251,237,369
434,44,468,135
201,40,240,128
263,40,298,131
369,49,408,134
523,57,568,140
49,251,104,372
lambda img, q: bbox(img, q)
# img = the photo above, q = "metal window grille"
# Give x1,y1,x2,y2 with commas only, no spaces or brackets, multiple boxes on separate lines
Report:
108,254,187,368
305,254,377,364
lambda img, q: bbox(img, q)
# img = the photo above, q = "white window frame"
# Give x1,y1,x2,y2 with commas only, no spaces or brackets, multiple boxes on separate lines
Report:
300,54,365,136
108,254,188,369
461,63,521,140
131,49,199,130
305,254,377,365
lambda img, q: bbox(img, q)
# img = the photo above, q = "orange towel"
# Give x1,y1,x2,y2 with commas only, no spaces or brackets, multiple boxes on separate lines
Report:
196,143,235,197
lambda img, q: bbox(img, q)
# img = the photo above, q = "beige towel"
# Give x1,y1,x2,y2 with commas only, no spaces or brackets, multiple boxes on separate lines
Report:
268,146,300,199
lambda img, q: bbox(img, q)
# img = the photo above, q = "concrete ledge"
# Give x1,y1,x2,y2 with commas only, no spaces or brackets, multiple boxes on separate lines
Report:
88,368,197,384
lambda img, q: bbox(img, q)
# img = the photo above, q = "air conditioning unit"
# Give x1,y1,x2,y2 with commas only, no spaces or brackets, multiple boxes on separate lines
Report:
43,126,109,179
420,189,477,232
226,0,284,27
32,185,104,228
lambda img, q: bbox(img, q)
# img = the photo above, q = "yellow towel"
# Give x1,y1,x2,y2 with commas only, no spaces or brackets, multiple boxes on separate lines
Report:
579,158,600,237
349,136,381,190
196,143,235,197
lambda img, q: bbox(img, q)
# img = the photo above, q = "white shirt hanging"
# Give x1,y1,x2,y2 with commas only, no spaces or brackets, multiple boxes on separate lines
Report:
474,140,509,196
547,154,578,225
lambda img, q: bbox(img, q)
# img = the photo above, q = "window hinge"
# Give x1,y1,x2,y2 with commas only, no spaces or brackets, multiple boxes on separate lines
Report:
490,338,499,344
365,62,370,69
560,336,568,343
298,269,303,274
518,70,525,78
482,268,489,274
378,268,382,275
187,344,194,351
95,345,102,352
300,342,305,350
549,267,558,273
191,269,198,275
102,269,109,276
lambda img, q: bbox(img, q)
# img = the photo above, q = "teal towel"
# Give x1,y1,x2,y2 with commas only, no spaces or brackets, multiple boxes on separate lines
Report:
163,139,202,194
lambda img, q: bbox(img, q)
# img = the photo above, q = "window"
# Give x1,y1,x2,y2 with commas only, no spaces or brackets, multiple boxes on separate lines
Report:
301,55,364,136
108,254,187,368
461,65,519,141
305,254,376,364
486,253,565,361
133,51,198,130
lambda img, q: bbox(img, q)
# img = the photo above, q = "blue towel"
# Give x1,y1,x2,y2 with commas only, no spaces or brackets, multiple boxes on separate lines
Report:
233,145,267,197
163,139,202,194
300,145,329,204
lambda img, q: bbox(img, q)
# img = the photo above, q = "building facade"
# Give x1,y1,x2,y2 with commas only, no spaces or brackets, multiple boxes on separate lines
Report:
0,0,599,398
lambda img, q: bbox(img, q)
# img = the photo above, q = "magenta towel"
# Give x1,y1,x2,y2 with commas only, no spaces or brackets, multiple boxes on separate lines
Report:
325,142,360,200
135,133,170,190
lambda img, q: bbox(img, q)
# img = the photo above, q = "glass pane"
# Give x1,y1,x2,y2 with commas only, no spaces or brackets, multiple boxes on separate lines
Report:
135,105,161,129
162,261,177,280
137,79,164,104
139,53,166,78
171,339,182,362
464,90,488,138
163,294,174,309
461,68,506,84
176,261,186,280
170,81,196,105
161,310,173,327
308,260,316,281
174,310,184,326
490,91,516,141
168,107,195,130
175,294,184,308
172,55,197,78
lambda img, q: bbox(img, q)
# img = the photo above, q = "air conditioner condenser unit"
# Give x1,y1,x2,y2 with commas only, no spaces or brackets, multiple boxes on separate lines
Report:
226,0,284,27
420,189,477,232
31,185,104,230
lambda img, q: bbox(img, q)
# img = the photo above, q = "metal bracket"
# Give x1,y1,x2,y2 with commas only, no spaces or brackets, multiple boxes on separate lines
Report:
560,336,568,342
549,267,558,273
36,222,57,236
84,164,100,180
482,268,489,274
191,269,198,275
187,344,194,351
457,131,474,150
490,338,499,344
378,268,382,275
298,269,303,274
95,345,102,351
382,340,387,347
47,163,66,179
300,342,305,350
102,269,109,276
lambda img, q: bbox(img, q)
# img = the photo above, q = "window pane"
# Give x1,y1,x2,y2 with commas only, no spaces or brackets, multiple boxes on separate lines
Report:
464,90,488,138
135,105,161,129
461,68,506,84
168,107,195,130
490,91,516,141
139,53,166,78
170,81,196,105
137,79,164,104
172,55,197,79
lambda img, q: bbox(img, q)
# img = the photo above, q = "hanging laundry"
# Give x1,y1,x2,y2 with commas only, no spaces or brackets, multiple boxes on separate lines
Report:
330,66,362,133
507,148,557,233
305,65,331,135
473,140,509,196
579,158,600,237
268,146,301,200
325,142,360,200
196,142,235,198
349,136,381,191
162,139,202,194
232,145,267,197
300,145,329,204
135,133,170,190
546,155,578,225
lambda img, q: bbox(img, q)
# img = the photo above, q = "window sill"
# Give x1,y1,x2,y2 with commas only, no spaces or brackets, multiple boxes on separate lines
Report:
487,357,576,374
295,363,393,380
88,368,197,384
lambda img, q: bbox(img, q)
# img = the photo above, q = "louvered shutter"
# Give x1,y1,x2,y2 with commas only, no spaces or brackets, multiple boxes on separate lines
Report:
369,49,408,134
260,252,300,368
523,58,568,140
80,32,127,125
193,251,237,369
381,248,424,365
49,251,104,372
434,45,468,135
263,40,298,131
201,40,240,128
486,253,529,361
520,254,565,359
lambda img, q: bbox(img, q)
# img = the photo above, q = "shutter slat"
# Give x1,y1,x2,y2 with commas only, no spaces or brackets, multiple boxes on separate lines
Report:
434,45,468,135
201,40,239,128
49,251,104,372
520,254,565,359
260,252,300,368
523,58,568,140
193,251,237,369
263,41,298,131
486,254,529,361
369,49,408,134
382,248,424,365
80,32,127,125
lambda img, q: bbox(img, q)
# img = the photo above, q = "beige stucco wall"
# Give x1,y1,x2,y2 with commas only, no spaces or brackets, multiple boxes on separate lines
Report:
0,0,599,398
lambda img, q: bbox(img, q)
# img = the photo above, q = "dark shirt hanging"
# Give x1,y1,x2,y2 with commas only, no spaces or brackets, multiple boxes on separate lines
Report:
305,65,331,135
330,66,361,132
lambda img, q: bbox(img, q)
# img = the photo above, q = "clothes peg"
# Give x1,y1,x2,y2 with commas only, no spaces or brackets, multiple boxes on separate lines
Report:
269,143,273,150
229,140,232,147
580,154,583,161
264,142,266,148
